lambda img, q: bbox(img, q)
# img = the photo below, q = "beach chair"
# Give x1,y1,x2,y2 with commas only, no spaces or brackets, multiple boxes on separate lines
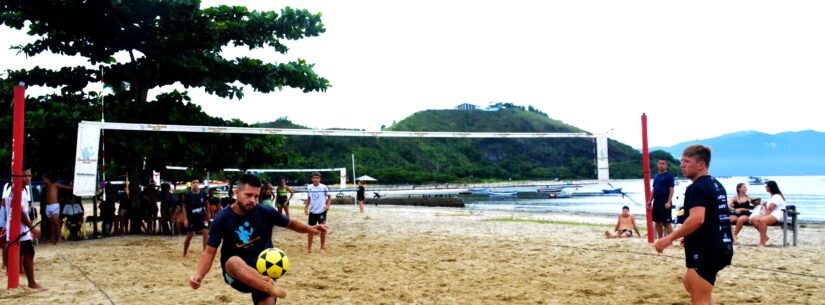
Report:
780,205,799,247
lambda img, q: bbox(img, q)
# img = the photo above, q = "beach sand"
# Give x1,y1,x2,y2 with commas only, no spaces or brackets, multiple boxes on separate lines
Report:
2,205,824,304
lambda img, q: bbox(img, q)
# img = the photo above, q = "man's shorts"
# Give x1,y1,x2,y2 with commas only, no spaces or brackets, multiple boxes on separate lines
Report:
685,250,732,286
187,219,207,233
308,211,327,226
275,196,289,207
19,240,35,256
652,202,672,223
46,203,60,218
223,267,273,304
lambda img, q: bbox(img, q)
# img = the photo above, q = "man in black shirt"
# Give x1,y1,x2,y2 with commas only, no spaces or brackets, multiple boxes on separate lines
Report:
655,144,733,305
189,174,327,304
183,179,208,257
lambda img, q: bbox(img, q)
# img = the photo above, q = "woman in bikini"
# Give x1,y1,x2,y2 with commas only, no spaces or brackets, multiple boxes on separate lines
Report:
728,183,755,243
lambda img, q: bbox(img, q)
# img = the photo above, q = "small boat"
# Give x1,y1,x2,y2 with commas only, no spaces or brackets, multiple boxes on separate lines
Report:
488,191,517,197
548,192,572,199
469,187,492,194
602,187,623,194
748,176,765,185
335,192,353,199
537,185,564,193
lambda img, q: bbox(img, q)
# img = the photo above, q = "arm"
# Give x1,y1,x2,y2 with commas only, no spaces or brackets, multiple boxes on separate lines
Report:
286,218,327,235
56,183,74,190
287,187,294,201
614,217,621,232
189,245,218,289
183,202,189,227
632,216,641,238
325,192,331,212
666,186,674,209
655,206,705,252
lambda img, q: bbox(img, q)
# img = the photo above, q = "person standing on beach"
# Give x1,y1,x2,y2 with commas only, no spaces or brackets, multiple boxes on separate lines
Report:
189,174,327,305
605,206,641,238
183,179,208,257
42,174,73,244
2,168,45,291
356,180,366,214
648,159,675,240
655,145,733,305
275,178,294,217
304,172,331,254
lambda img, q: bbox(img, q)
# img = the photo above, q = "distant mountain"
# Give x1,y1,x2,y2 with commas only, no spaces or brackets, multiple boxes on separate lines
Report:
256,106,653,183
652,130,825,176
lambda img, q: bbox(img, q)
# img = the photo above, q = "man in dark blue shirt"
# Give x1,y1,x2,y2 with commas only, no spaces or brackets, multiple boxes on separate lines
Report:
183,179,208,257
655,145,733,305
648,159,675,239
189,174,328,305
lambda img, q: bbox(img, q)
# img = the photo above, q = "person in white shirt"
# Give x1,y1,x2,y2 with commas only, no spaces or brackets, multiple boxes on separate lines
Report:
750,180,786,247
2,168,45,291
304,172,331,254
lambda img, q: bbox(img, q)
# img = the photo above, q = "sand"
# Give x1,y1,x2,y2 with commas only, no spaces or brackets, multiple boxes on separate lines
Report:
2,205,825,304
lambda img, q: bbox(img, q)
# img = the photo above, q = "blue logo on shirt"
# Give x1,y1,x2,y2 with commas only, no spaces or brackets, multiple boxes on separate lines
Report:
235,221,254,244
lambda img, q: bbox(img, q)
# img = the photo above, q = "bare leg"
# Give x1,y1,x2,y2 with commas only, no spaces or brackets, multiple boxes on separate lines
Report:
224,256,286,300
683,268,713,305
284,206,290,218
655,222,664,239
184,231,194,257
319,221,327,252
664,223,673,236
49,214,60,244
201,230,208,251
358,200,364,213
23,253,46,292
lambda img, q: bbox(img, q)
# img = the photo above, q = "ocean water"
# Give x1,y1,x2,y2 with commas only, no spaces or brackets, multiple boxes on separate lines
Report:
463,176,825,222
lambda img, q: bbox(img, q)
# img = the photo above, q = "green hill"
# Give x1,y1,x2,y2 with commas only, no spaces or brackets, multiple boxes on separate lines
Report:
257,105,669,183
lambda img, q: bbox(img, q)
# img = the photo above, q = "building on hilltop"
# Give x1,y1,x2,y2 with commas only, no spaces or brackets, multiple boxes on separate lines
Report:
455,103,479,110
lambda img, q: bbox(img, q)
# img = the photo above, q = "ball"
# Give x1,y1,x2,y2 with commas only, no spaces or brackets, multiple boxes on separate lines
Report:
256,248,289,279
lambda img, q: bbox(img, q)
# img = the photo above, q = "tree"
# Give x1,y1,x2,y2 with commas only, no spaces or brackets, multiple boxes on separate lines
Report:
1,1,330,232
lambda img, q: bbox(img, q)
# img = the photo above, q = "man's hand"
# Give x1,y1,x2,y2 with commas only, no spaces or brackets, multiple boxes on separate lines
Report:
189,275,202,289
310,224,329,235
665,201,672,209
654,235,673,253
30,228,41,239
304,208,309,216
184,221,189,228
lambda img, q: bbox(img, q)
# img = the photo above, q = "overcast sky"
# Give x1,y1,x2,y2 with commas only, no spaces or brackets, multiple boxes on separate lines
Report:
3,1,824,148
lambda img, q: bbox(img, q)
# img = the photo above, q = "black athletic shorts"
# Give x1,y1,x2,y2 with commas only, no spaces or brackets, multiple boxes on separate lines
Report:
685,250,732,286
222,266,273,304
652,202,673,223
20,240,35,255
187,218,207,233
275,196,288,207
308,211,327,226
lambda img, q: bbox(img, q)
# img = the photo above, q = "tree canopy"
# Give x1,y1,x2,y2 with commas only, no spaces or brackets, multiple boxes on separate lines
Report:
1,1,330,183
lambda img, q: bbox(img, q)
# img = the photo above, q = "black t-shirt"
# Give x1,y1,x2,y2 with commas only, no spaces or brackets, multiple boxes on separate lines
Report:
184,191,207,223
683,175,733,255
220,197,235,209
357,186,365,199
207,205,290,269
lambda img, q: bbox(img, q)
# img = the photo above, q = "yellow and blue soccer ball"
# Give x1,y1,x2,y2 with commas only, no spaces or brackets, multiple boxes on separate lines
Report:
256,248,289,279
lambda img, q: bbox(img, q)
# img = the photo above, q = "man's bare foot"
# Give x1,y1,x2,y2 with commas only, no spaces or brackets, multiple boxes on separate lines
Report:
306,249,312,254
260,275,286,298
29,284,47,292
319,248,326,254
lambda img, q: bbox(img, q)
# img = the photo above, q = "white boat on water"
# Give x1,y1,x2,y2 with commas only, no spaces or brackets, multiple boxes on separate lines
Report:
537,185,564,193
469,188,492,194
748,176,766,185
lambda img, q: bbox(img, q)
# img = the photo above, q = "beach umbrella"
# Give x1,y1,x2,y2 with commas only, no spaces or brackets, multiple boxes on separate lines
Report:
355,175,377,182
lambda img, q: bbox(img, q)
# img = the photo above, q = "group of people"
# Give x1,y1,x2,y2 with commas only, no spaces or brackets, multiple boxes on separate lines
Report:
603,145,793,304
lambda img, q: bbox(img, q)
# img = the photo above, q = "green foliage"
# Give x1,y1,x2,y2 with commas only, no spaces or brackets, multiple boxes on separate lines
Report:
0,1,329,186
260,107,643,184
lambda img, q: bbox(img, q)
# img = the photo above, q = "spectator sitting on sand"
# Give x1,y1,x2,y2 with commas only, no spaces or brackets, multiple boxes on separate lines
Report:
605,206,641,238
